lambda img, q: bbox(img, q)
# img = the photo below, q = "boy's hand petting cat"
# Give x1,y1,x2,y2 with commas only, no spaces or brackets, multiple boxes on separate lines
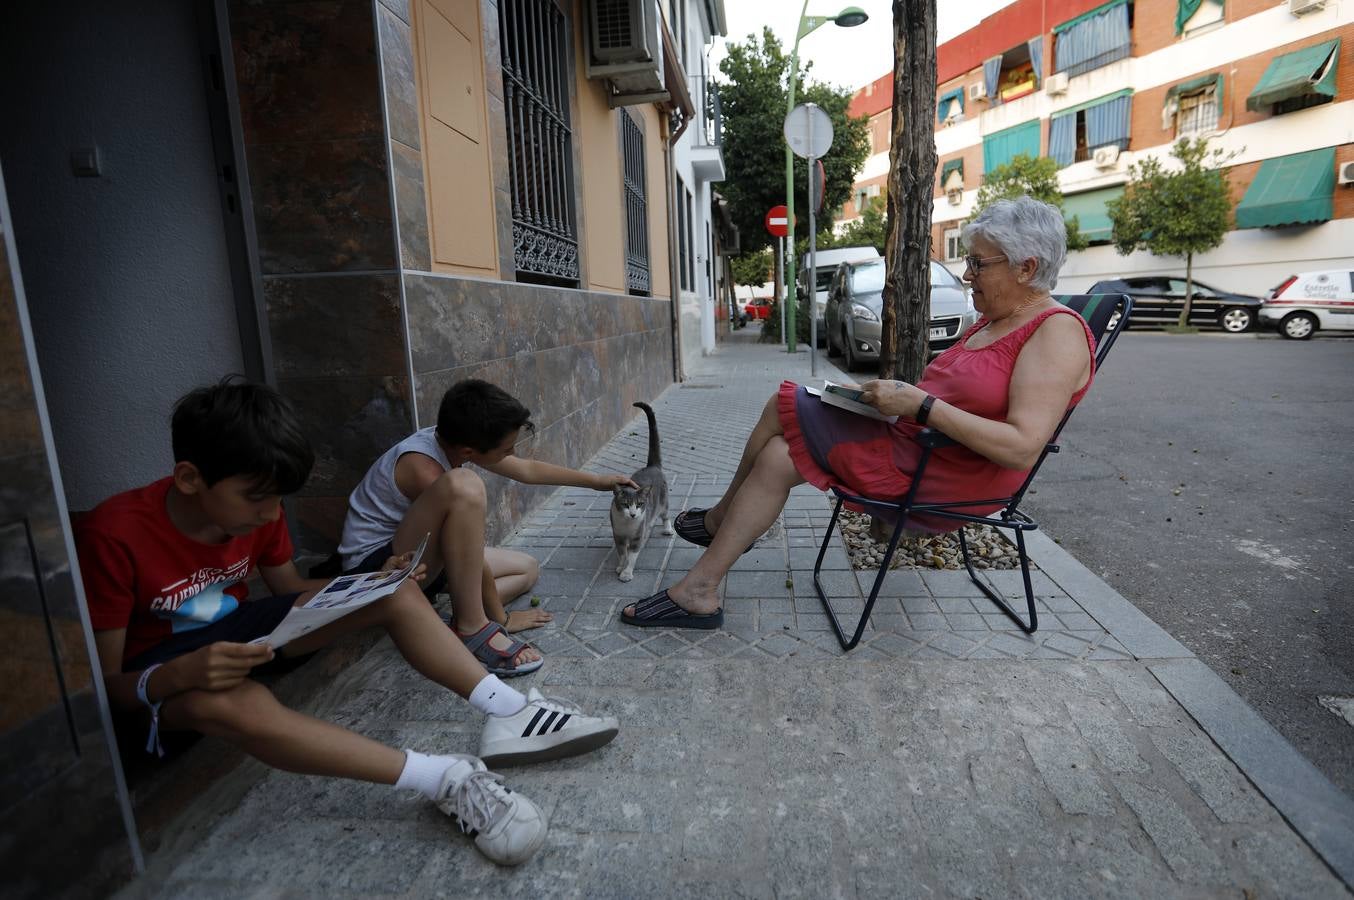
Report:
594,473,640,490
504,608,554,632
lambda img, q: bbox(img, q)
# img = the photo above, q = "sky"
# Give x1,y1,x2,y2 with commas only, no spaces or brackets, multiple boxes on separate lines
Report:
709,0,1016,93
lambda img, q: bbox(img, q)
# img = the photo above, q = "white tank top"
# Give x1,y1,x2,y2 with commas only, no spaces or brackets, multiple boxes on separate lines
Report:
338,427,450,569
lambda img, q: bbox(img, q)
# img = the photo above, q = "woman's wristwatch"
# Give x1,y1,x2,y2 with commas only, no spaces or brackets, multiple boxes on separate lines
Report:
915,394,936,426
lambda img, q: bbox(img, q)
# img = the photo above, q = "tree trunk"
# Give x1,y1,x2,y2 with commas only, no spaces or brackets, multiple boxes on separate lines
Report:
879,0,938,384
1178,252,1194,328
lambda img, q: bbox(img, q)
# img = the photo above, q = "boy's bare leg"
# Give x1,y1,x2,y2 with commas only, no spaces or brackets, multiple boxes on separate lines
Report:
703,393,785,535
385,469,538,665
164,680,406,782
484,548,549,632
286,580,495,696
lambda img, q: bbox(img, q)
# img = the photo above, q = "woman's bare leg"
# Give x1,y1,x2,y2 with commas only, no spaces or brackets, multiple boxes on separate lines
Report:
702,392,786,535
627,435,804,617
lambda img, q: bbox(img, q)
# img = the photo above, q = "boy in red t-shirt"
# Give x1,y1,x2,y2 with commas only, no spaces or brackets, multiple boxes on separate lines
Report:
78,381,620,866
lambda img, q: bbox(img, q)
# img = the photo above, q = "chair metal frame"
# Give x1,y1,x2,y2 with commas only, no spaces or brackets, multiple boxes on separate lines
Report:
813,294,1133,651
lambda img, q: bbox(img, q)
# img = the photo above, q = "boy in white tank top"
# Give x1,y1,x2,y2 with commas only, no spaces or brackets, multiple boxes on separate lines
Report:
340,380,635,676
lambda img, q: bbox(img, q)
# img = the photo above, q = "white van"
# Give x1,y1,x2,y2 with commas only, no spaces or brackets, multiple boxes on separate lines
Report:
797,246,881,344
1260,270,1354,340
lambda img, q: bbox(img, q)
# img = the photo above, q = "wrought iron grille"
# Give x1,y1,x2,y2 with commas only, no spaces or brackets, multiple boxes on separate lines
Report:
500,0,579,285
620,110,650,295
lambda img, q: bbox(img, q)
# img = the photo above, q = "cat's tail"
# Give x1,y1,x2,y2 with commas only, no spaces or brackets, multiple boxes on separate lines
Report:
633,401,661,467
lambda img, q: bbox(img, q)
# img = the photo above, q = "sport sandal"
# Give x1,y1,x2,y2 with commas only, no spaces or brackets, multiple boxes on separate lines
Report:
458,621,544,678
434,753,547,866
479,688,620,767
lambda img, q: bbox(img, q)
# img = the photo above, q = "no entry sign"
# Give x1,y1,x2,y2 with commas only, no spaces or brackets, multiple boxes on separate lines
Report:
765,205,790,237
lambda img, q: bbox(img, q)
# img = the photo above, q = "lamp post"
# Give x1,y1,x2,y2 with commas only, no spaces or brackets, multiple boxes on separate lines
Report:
784,3,868,354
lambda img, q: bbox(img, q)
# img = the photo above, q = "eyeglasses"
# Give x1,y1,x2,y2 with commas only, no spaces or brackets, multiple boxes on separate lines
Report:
963,254,1007,273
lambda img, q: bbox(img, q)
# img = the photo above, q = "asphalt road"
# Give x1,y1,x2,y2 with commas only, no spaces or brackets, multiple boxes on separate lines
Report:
1020,329,1354,794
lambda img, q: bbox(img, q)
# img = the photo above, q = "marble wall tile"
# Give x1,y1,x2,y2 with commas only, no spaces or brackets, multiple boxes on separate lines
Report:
377,3,420,151
277,375,413,499
379,0,411,28
481,0,503,102
246,137,397,274
229,0,385,145
264,273,404,378
290,495,351,554
0,240,42,462
494,187,514,278
391,142,430,272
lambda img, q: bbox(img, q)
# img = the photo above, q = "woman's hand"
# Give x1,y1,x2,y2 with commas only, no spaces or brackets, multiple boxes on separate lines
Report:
859,379,926,419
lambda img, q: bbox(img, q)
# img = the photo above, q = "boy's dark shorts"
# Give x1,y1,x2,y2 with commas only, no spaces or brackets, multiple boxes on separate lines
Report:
345,541,447,597
122,594,300,672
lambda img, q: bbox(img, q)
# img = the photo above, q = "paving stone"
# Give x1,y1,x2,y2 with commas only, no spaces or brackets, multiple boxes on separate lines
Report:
945,613,990,631
921,569,988,597
1055,611,1103,631
1114,780,1227,884
725,571,792,599
1150,728,1273,824
901,596,941,615
1023,728,1114,816
1065,696,1150,775
584,631,635,657
870,632,924,658
906,612,948,631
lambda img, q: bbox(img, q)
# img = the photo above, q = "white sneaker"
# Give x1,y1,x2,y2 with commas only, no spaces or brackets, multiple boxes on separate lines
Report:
479,688,620,767
434,754,546,866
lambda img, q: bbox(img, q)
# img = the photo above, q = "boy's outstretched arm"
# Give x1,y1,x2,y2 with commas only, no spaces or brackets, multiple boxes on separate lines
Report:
486,456,637,489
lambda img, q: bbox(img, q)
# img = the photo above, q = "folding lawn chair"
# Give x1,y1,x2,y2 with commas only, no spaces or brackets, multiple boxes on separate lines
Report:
813,293,1133,651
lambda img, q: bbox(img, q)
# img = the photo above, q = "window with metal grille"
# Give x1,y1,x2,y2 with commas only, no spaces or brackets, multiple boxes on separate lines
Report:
620,109,650,296
1176,87,1219,136
500,0,579,285
676,174,689,292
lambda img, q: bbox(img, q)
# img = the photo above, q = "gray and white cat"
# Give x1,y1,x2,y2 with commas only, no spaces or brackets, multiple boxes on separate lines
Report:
611,401,673,582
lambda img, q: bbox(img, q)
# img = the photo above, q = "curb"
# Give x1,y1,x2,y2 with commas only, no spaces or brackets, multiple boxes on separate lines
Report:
1027,528,1354,889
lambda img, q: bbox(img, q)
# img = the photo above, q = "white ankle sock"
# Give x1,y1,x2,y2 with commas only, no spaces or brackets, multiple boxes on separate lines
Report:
395,750,475,800
468,674,528,717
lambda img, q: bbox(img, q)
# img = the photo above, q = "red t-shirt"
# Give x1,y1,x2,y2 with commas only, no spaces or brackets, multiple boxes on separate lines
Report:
76,477,294,664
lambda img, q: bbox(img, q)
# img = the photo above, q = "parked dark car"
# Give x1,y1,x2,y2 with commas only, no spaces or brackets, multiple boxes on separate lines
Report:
1087,276,1261,332
825,259,977,371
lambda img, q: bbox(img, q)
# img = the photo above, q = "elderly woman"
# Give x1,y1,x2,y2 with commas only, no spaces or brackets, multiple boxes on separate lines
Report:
621,196,1097,630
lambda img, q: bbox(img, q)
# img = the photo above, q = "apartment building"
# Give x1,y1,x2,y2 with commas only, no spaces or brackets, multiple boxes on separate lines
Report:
843,0,1353,294
0,0,723,893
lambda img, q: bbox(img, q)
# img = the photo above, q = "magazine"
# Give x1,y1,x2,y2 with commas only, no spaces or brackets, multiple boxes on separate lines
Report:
249,534,430,648
805,380,898,423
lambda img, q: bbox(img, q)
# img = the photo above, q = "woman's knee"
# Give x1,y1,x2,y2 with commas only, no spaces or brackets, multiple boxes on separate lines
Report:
754,436,800,484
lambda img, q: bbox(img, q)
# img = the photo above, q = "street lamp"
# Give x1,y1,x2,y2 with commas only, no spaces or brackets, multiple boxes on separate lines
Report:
784,4,868,354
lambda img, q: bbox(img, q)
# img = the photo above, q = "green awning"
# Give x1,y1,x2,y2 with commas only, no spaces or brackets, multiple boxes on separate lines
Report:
937,88,965,123
1175,0,1205,35
1050,88,1134,120
1165,72,1224,106
1053,0,1127,34
983,120,1041,174
1246,38,1340,112
940,158,964,189
1062,185,1124,243
1235,147,1336,229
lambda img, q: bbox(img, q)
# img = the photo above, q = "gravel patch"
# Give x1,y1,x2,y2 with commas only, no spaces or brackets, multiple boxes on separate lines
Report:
835,508,1024,571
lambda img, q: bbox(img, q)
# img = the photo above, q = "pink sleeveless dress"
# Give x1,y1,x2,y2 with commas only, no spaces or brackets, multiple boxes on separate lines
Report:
778,307,1097,523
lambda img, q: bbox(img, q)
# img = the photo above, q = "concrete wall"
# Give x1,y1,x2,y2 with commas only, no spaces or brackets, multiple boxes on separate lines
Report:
0,1,248,510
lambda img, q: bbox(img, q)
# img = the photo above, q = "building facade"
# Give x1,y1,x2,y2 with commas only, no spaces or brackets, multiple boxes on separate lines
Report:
0,0,721,893
844,0,1353,295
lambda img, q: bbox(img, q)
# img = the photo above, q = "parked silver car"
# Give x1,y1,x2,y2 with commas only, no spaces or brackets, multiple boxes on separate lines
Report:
825,259,978,371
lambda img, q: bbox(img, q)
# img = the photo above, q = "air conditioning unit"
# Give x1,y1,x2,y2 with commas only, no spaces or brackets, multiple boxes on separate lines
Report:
968,83,987,102
1092,145,1121,169
947,188,963,206
1045,72,1069,96
1338,161,1354,186
1289,0,1327,15
585,0,664,95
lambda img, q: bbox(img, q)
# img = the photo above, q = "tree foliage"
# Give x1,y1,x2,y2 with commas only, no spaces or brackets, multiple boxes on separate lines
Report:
1107,137,1237,325
715,28,871,254
730,248,772,286
970,154,1086,251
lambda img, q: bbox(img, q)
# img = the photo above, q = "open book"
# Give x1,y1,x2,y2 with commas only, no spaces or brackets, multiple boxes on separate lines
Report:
804,381,898,423
249,534,429,649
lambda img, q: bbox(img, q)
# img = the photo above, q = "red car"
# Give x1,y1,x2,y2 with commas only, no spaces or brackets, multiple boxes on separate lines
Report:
743,297,773,321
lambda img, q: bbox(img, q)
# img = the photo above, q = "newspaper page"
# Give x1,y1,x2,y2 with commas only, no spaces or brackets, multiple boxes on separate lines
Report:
250,534,429,648
805,381,899,423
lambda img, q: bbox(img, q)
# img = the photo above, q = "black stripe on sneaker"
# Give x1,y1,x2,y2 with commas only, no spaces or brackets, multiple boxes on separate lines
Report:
552,713,571,732
537,711,559,735
522,708,546,738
